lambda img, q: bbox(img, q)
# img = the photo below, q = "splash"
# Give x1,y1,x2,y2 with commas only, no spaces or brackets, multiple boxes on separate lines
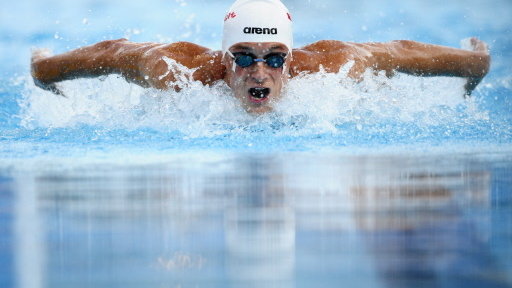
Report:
18,65,490,140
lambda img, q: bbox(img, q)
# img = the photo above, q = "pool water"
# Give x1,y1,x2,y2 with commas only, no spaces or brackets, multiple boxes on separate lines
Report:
1,0,511,287
2,153,511,288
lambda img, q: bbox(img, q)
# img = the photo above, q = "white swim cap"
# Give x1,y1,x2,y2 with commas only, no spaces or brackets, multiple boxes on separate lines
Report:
222,0,293,56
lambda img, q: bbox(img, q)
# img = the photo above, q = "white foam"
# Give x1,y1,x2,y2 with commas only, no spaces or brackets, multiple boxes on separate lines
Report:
19,66,488,137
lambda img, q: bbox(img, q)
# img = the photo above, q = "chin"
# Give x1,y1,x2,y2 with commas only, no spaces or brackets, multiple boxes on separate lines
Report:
234,88,276,114
246,105,273,115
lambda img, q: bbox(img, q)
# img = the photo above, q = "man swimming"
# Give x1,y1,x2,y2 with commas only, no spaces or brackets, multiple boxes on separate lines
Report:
31,0,490,114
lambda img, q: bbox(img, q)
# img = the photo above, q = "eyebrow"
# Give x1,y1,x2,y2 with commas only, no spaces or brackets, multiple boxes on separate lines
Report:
230,45,253,51
268,45,287,51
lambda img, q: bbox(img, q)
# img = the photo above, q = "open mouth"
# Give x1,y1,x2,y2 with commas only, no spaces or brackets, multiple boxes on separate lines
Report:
248,87,270,103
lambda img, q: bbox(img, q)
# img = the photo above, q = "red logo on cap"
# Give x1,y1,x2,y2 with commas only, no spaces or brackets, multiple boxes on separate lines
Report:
224,12,237,21
287,13,292,21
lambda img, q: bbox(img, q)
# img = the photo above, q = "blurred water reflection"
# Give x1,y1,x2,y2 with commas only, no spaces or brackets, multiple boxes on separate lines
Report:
2,153,512,288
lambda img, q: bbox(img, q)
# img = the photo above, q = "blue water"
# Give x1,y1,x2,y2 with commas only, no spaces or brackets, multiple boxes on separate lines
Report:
1,0,511,287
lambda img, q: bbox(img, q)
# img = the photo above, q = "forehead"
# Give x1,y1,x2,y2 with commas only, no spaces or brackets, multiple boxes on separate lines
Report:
229,42,288,54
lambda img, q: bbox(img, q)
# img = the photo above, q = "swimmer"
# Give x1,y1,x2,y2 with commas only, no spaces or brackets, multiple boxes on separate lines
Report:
31,0,490,114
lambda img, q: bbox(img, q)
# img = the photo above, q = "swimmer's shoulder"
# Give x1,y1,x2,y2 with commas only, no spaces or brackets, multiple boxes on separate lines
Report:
292,40,358,63
156,41,214,56
291,40,356,75
142,41,220,68
294,40,358,54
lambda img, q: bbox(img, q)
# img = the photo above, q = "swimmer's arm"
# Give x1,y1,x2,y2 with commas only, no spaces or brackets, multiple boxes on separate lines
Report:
376,38,490,96
31,39,151,95
293,38,489,96
31,39,225,94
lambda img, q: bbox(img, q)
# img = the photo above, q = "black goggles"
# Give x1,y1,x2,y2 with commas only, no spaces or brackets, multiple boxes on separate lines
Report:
228,51,287,69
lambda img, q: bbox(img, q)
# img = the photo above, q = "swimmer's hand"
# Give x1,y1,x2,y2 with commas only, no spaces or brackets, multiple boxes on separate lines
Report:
31,48,66,97
461,37,490,97
33,78,66,97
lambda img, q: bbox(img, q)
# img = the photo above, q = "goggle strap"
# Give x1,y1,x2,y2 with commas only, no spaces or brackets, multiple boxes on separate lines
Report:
226,50,237,73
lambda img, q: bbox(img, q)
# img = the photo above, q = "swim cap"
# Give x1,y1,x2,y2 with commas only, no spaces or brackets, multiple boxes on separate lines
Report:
222,0,293,57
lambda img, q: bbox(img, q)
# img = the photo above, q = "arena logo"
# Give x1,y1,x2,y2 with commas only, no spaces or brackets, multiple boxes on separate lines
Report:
243,27,278,35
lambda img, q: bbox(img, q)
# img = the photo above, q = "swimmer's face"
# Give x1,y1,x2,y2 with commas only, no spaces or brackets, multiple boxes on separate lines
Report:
223,42,291,114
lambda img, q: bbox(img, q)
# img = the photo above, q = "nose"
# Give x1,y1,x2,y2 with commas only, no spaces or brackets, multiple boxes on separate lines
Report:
249,62,268,83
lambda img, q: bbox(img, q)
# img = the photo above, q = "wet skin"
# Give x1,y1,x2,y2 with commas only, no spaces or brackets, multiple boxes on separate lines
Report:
223,42,291,114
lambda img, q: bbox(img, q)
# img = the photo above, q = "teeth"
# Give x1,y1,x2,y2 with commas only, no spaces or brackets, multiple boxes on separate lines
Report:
249,87,270,99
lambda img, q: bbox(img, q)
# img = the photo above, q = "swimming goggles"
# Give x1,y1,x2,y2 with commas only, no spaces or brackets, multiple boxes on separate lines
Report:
227,51,287,69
